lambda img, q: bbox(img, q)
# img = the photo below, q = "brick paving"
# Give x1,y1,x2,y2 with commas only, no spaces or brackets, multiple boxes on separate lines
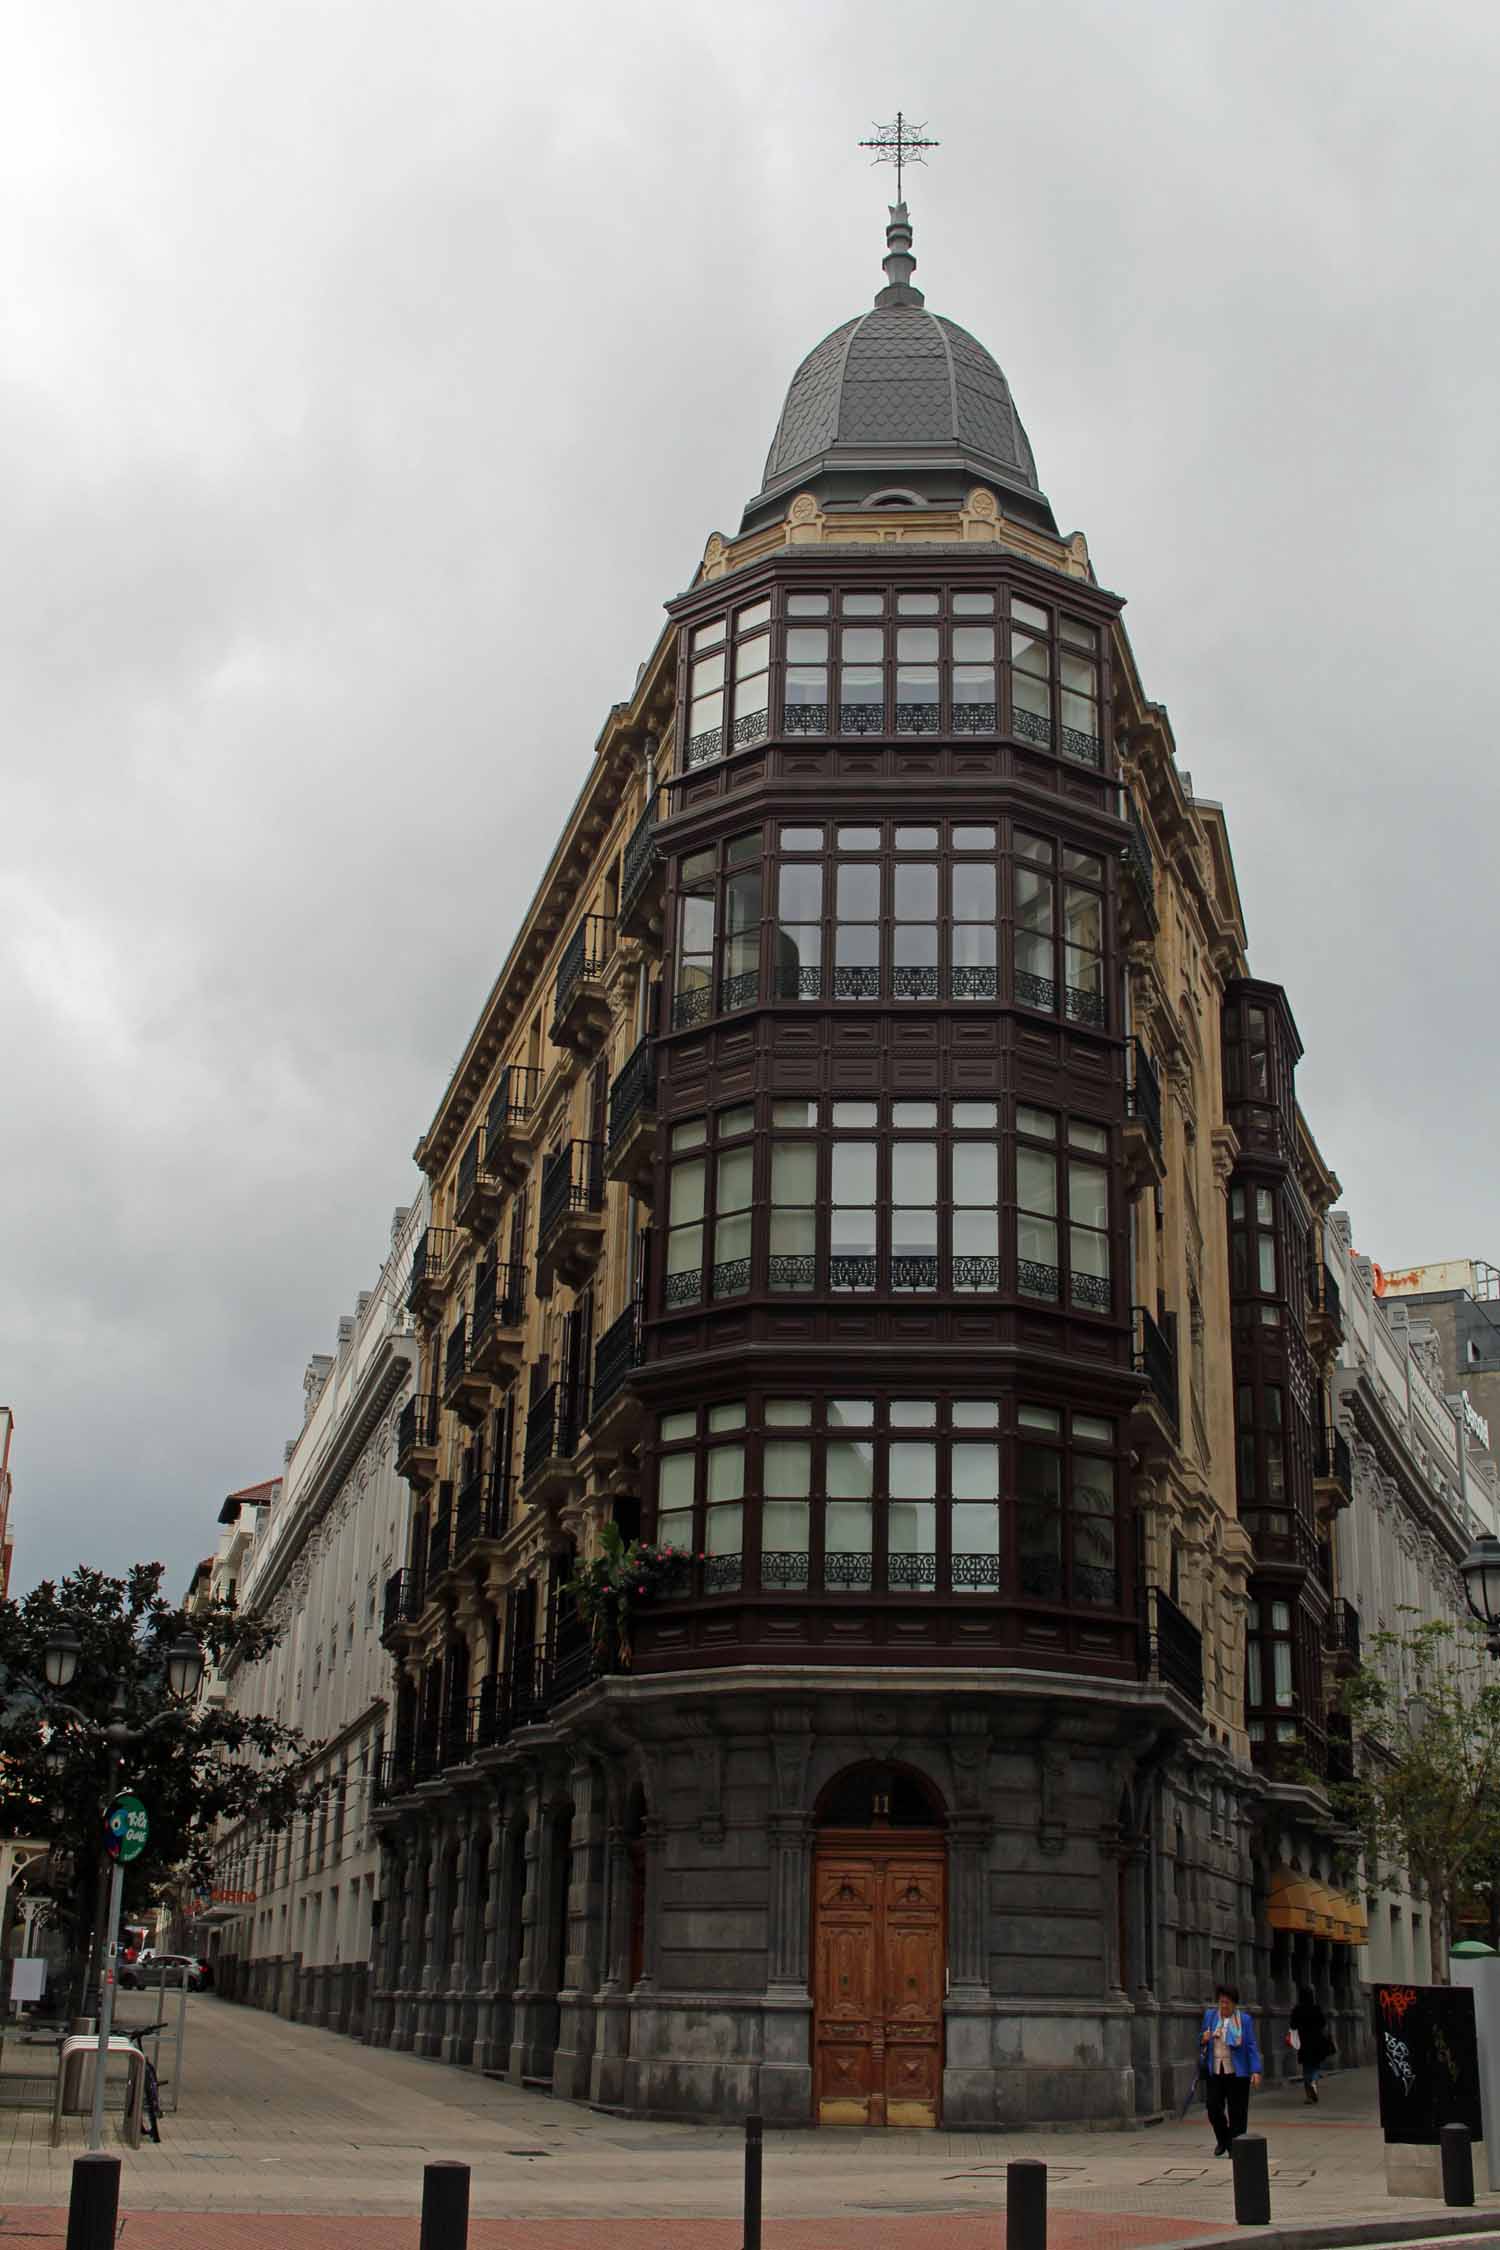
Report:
0,2214,1220,2248
1,1997,1496,2247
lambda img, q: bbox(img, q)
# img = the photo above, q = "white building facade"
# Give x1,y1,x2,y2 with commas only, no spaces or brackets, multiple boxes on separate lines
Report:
205,1195,424,2036
1326,1212,1500,1988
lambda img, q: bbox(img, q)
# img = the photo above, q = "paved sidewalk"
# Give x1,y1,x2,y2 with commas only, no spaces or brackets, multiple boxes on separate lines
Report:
1,1997,1496,2247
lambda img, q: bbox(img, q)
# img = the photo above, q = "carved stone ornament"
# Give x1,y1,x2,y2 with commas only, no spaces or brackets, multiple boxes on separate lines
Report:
788,492,820,525
964,486,997,521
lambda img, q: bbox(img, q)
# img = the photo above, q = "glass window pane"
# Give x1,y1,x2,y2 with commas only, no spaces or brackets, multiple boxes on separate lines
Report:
837,862,881,917
660,1410,696,1442
953,1143,998,1203
707,1444,745,1500
889,1441,936,1497
764,1441,811,1494
888,1501,935,1554
842,593,883,615
1012,600,1049,632
1014,831,1053,865
659,1453,695,1506
831,1101,878,1127
738,599,771,634
1273,1642,1294,1707
893,1101,939,1127
952,626,994,661
766,1399,812,1424
953,1400,1000,1426
842,627,884,661
890,1399,937,1426
772,1098,818,1126
1258,1237,1277,1291
705,1503,743,1555
831,1143,877,1200
895,826,939,850
826,1439,875,1496
786,628,828,664
952,1443,1000,1498
953,827,996,850
952,862,996,918
736,633,770,680
894,862,938,919
778,863,822,920
837,827,881,851
692,617,726,650
897,627,940,661
952,1503,1000,1554
779,826,822,852
669,1159,706,1224
1018,1149,1058,1214
772,1142,817,1200
953,591,996,615
1068,1162,1109,1230
953,1101,999,1128
718,1148,754,1212
897,592,940,614
671,1118,707,1151
692,649,726,694
829,1399,874,1425
787,593,829,616
1017,1105,1056,1141
1069,1120,1108,1154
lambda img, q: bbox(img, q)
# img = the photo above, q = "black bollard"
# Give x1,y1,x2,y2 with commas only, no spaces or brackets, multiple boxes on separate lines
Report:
419,2159,470,2249
1231,2134,1271,2226
66,2154,121,2250
743,2111,763,2250
1440,2123,1475,2208
1007,2157,1047,2250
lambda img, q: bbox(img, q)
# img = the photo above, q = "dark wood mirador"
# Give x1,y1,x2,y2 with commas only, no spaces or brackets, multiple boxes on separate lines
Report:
631,549,1149,1684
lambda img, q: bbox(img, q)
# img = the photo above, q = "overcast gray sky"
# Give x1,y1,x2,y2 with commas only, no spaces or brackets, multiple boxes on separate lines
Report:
4,0,1497,1597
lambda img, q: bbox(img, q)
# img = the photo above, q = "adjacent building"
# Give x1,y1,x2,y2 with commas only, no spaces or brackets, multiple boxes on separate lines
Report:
0,1407,14,1596
200,1199,424,2033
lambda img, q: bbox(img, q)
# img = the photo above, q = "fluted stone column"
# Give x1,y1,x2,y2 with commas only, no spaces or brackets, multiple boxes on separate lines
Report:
553,1756,607,2102
508,1767,557,2084
761,1810,814,2122
370,1832,404,2048
391,1824,426,2051
441,1806,478,2064
415,1819,451,2057
588,1779,633,2108
472,1787,514,2073
942,1809,998,2123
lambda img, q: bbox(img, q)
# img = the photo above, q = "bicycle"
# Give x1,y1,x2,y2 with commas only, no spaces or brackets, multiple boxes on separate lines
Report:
122,2021,164,2142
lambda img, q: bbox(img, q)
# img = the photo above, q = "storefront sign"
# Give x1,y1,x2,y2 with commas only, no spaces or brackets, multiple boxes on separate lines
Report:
1461,1392,1491,1450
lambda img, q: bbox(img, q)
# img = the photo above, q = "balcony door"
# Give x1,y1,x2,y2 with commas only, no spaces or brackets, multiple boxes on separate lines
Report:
812,1835,945,2127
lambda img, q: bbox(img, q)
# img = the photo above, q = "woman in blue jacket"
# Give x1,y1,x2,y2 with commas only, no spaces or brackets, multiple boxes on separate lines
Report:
1199,1984,1263,2154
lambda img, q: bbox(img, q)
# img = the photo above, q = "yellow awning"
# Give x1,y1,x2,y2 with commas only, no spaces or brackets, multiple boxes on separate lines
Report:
1266,1872,1367,1944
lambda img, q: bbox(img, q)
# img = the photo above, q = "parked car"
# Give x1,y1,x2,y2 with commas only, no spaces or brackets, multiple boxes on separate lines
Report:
119,1952,209,1993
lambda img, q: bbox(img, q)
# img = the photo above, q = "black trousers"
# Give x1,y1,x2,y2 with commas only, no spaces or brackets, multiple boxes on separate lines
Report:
1205,2070,1251,2149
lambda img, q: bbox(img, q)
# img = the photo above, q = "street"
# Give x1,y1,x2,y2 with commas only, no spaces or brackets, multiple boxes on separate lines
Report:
3,1997,1498,2246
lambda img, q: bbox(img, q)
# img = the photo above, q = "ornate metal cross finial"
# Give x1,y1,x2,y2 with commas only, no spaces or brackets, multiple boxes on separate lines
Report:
858,112,939,203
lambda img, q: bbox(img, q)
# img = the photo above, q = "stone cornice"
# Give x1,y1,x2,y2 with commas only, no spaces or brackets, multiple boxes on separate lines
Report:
1339,1370,1473,1568
414,624,676,1181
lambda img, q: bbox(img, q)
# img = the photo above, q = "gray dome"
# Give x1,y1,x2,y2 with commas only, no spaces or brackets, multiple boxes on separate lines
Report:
762,305,1039,495
745,203,1046,527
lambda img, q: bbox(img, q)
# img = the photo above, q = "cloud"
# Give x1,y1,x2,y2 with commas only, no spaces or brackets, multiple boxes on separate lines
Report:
3,0,1498,1591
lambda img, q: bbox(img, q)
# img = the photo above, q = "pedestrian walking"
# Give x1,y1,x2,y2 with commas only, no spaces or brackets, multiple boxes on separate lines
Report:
1288,1985,1332,2104
1199,1982,1263,2155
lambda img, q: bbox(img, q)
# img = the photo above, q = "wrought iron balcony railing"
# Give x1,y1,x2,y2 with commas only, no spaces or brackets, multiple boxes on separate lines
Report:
443,1317,469,1397
380,1568,420,1644
1127,1038,1163,1160
453,1463,510,1562
1315,1423,1353,1497
395,1392,440,1467
607,1037,657,1156
486,1062,541,1151
455,1132,484,1223
1132,1304,1180,1433
471,1258,526,1351
1141,1586,1204,1710
591,1299,642,1425
405,1227,454,1312
1308,1261,1342,1330
426,1507,453,1584
619,789,661,933
523,1379,581,1482
1325,1597,1361,1668
553,913,615,1023
1123,796,1158,931
538,1138,606,1253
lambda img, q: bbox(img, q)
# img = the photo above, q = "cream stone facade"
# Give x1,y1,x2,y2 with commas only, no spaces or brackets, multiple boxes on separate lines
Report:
203,1198,425,2034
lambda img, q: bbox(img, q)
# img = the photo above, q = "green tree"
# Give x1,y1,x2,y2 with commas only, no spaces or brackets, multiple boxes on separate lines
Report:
1337,1615,1500,1981
0,1563,316,2005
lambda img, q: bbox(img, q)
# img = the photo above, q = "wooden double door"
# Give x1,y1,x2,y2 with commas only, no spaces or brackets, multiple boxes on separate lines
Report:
812,1835,946,2127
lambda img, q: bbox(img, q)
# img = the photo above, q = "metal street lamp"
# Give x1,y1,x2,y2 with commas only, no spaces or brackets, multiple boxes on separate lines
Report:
1460,1535,1500,1658
164,1633,206,1704
43,1623,81,1691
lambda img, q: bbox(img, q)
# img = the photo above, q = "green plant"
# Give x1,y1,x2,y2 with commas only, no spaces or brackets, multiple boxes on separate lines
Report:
564,1525,693,1670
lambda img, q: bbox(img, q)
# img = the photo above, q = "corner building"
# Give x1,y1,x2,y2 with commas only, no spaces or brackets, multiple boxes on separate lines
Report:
371,208,1325,2125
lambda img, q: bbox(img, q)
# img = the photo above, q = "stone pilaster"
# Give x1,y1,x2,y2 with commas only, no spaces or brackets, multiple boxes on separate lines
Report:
553,1755,607,2101
588,1776,634,2109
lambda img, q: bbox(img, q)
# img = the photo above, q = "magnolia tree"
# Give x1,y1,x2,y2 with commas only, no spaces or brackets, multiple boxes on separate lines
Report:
0,1563,316,2008
1337,1615,1500,1981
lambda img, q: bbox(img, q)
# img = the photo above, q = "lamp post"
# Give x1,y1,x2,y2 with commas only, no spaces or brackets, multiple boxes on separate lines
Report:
36,1621,205,2148
1459,1536,1500,1660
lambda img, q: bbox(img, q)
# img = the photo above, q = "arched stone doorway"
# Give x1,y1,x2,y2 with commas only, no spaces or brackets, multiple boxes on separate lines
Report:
812,1763,946,2128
